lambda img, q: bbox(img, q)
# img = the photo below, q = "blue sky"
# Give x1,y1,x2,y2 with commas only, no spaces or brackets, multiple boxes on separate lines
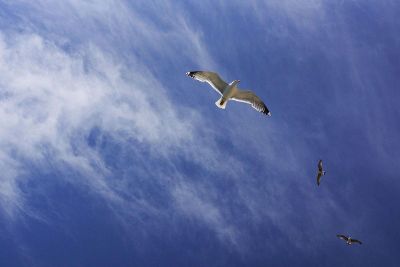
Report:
0,1,399,266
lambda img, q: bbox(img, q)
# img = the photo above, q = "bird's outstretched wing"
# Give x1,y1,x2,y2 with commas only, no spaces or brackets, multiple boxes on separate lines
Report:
337,234,348,241
186,71,227,95
318,160,323,172
317,173,322,186
231,90,271,116
351,239,362,245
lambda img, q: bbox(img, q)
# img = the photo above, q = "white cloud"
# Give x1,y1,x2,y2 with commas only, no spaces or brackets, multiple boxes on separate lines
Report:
0,26,240,244
172,181,239,246
0,32,176,201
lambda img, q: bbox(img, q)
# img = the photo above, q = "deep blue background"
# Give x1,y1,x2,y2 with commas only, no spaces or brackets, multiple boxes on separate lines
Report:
0,1,399,266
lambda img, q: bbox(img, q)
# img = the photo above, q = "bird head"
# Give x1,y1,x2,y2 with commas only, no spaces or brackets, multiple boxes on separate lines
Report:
230,80,240,86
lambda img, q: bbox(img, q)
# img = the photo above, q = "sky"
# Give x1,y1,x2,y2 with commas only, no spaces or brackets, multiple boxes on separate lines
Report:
0,0,399,266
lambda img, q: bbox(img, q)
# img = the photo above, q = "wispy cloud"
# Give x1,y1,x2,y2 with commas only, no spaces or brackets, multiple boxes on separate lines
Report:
0,0,322,246
0,1,239,246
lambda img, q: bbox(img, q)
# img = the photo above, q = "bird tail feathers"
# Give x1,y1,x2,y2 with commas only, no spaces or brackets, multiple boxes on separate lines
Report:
215,98,227,109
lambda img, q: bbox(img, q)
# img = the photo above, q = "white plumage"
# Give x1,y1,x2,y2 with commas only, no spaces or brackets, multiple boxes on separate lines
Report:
186,71,271,116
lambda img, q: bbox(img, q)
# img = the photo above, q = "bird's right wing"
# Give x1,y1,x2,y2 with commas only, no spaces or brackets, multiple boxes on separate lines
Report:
352,239,362,244
231,90,271,116
186,71,227,95
337,234,347,240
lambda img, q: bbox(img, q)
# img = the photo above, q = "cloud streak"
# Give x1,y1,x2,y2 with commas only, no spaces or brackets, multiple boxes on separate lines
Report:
0,1,240,246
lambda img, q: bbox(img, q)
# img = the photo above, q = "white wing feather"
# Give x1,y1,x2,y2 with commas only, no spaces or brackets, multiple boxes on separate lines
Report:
231,90,271,116
186,71,227,95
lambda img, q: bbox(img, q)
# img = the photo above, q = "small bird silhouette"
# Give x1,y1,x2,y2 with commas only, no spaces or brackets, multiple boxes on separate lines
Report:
316,160,326,186
337,235,362,245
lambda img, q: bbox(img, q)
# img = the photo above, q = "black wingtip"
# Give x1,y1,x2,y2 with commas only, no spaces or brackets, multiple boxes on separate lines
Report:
186,71,198,78
261,104,271,116
263,109,271,116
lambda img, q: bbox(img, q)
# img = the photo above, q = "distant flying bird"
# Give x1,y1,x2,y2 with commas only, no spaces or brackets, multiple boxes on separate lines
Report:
316,160,326,186
337,235,362,245
186,71,271,116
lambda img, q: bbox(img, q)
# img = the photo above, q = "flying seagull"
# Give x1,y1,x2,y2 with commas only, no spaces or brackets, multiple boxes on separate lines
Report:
337,235,362,245
316,160,326,186
186,71,271,116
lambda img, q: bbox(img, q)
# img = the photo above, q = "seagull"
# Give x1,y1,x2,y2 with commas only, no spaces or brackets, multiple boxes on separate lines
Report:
316,159,326,186
186,71,271,116
337,235,362,245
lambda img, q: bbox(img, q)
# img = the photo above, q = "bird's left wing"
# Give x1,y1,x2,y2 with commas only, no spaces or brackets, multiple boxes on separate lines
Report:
186,71,227,95
317,173,322,186
231,90,271,116
352,239,362,244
